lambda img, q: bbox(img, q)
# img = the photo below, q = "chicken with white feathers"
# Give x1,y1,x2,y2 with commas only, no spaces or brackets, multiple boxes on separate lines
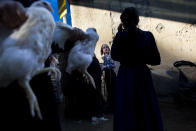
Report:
53,22,99,88
0,1,59,119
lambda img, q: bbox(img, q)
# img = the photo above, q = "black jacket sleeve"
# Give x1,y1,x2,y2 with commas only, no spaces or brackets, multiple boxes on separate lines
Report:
111,32,121,62
145,32,161,66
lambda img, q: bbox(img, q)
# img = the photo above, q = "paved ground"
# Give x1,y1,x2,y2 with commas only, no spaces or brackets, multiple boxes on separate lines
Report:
160,102,196,131
59,100,196,131
61,115,113,131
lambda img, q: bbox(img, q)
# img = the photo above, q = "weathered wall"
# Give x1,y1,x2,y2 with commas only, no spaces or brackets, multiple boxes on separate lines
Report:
69,0,196,69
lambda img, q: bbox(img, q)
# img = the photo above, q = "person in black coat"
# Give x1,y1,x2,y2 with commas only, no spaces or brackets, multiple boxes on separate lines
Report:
111,7,164,131
63,55,105,120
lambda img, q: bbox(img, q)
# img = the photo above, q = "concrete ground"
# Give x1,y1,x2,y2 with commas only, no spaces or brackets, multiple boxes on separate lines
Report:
59,100,196,131
61,114,113,131
160,102,196,131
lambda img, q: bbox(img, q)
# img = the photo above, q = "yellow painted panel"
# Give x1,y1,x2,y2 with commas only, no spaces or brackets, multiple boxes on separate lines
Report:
58,0,67,19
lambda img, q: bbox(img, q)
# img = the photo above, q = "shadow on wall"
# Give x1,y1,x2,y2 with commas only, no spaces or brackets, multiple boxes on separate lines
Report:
151,68,179,97
152,64,196,102
70,0,196,24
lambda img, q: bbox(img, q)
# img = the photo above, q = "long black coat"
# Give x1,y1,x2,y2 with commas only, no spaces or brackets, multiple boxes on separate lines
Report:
63,56,104,119
111,28,164,131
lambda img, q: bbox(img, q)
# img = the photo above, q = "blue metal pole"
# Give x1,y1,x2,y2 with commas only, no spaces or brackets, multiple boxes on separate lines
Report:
46,0,63,22
66,0,72,26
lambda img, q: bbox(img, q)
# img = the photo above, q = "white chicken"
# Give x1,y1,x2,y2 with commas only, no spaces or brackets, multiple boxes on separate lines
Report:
0,1,58,119
53,22,99,88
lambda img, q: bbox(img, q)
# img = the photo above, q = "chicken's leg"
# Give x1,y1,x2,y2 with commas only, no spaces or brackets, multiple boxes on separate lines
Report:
84,70,96,89
18,80,42,119
35,67,61,80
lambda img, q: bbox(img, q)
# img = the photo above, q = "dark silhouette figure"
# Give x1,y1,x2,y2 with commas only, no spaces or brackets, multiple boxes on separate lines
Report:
63,55,105,120
111,7,164,131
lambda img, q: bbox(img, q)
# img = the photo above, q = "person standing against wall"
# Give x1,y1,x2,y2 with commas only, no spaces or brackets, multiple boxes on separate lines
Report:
101,44,116,113
111,7,164,131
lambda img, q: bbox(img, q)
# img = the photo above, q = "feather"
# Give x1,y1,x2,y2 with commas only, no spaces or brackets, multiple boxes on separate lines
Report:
53,22,74,50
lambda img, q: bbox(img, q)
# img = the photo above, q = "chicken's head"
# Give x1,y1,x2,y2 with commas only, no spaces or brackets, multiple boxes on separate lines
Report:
31,1,53,12
86,28,99,42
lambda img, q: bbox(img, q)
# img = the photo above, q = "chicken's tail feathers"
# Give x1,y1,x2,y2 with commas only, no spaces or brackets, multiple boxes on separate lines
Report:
84,70,96,89
56,22,73,31
53,22,73,50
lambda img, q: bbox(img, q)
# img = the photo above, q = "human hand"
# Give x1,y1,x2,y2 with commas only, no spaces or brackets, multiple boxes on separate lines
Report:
0,1,27,29
118,23,123,32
